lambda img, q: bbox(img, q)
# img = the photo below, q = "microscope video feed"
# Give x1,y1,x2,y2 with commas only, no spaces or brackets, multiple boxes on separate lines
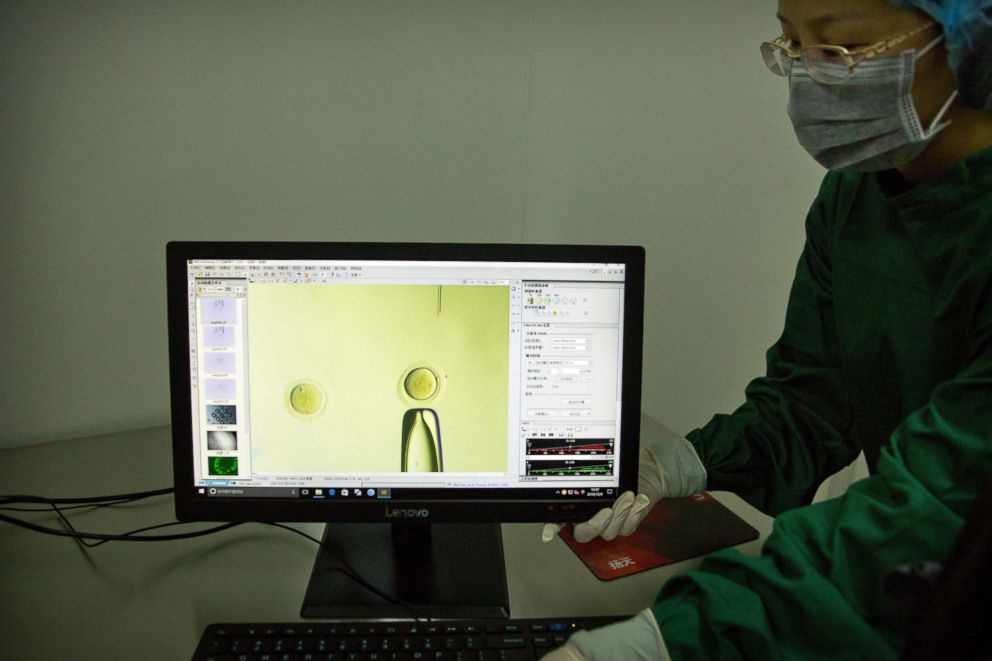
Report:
245,283,510,475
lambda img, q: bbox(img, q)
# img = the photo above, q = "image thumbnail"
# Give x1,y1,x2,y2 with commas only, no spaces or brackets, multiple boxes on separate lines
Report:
208,456,238,476
204,352,236,375
246,284,509,474
206,405,237,425
207,430,238,450
201,298,238,324
204,379,236,401
203,326,236,349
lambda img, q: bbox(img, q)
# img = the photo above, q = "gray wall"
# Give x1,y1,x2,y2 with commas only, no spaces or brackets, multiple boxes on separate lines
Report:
0,0,824,449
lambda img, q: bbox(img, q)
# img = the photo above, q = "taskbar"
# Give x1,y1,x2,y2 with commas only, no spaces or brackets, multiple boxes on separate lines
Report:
194,485,619,501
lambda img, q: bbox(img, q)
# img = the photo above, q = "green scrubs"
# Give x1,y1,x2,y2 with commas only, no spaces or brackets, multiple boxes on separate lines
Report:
653,146,992,659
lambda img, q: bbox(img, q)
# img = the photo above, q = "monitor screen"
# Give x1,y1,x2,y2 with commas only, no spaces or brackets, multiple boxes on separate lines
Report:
167,241,645,617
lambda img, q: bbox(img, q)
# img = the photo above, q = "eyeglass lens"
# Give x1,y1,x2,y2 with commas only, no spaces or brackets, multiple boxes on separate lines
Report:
760,41,857,84
802,48,856,83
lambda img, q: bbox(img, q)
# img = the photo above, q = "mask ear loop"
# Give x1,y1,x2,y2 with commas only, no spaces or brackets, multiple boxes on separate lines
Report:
924,89,959,137
917,34,944,59
914,34,958,137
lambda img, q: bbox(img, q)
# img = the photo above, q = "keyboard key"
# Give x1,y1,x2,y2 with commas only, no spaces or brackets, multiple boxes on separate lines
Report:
486,635,526,649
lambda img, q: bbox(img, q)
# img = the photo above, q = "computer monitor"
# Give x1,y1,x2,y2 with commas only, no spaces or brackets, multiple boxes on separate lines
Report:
167,241,645,619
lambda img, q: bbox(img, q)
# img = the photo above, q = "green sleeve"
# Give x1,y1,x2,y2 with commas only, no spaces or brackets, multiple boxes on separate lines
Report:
686,173,861,515
651,314,992,659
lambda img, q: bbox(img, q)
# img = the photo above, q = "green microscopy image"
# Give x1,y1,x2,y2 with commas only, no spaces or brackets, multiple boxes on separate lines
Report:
286,380,326,418
403,367,439,401
208,456,238,476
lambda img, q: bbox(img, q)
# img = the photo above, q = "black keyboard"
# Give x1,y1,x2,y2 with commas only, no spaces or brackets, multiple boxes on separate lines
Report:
192,615,628,661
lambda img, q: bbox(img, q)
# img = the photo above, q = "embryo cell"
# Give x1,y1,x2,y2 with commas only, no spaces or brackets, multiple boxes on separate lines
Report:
403,367,439,401
286,380,326,418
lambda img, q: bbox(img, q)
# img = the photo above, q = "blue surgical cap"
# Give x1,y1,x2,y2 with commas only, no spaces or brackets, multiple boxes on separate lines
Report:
886,0,992,109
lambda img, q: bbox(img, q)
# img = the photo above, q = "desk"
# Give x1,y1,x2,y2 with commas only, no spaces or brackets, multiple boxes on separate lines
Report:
0,418,772,661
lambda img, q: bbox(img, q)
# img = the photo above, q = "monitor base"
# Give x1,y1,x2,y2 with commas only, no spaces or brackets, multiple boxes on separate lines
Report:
300,522,510,619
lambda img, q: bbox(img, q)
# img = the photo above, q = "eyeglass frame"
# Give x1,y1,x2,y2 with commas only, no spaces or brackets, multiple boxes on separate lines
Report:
761,20,937,81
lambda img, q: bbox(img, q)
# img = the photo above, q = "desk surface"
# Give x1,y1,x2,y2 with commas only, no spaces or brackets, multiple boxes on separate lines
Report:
0,419,772,661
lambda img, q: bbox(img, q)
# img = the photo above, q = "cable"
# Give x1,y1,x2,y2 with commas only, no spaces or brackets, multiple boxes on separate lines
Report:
0,499,149,513
0,511,242,541
1,490,173,514
0,487,173,507
50,502,91,551
0,488,236,542
264,522,432,622
1,489,431,619
48,502,224,549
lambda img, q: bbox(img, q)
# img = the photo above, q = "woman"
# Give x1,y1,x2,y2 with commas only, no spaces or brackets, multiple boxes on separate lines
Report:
544,0,992,657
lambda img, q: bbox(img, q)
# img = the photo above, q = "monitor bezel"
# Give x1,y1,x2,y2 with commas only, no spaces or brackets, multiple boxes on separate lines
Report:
167,241,645,524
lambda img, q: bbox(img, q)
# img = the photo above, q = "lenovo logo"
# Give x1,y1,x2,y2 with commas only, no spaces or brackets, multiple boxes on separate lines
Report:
385,507,430,518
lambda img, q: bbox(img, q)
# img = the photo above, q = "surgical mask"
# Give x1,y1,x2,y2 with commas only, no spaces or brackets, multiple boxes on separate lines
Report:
787,36,958,172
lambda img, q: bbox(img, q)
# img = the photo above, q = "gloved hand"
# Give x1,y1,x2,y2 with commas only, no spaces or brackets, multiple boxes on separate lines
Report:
540,609,670,661
542,421,706,543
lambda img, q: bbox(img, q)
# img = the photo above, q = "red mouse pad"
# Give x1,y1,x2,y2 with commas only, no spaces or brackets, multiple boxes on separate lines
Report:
559,493,760,580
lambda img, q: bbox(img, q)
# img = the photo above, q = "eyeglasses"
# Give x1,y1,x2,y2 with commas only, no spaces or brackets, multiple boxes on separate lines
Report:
760,20,936,84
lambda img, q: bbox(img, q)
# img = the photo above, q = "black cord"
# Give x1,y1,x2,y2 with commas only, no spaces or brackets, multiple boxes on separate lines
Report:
1,489,431,619
0,488,240,542
50,502,89,550
0,499,148,513
264,522,432,622
0,487,174,507
48,501,221,549
0,510,243,541
1,490,172,515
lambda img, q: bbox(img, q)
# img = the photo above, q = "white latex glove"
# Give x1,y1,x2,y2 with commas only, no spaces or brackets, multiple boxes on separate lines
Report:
540,609,672,661
542,424,706,543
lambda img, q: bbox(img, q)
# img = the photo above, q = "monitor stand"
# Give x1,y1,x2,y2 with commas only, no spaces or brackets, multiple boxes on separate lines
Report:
300,522,510,619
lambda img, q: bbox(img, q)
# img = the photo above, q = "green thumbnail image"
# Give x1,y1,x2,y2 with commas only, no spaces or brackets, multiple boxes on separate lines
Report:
208,456,238,476
246,283,510,474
